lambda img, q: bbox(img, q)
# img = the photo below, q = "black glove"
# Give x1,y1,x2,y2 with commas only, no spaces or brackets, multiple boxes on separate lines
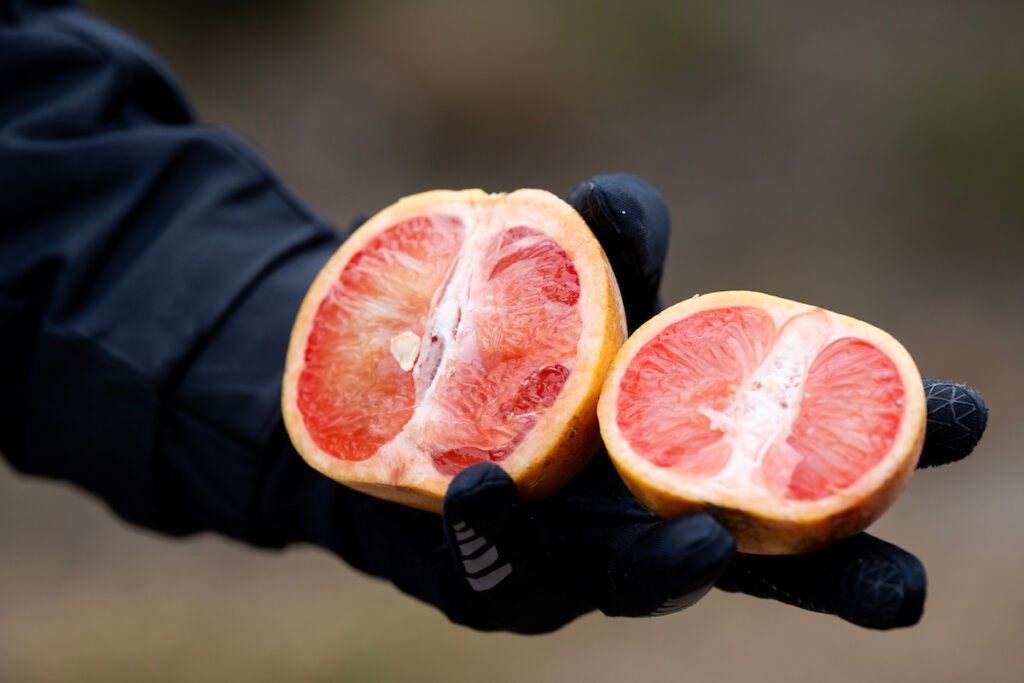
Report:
260,173,987,633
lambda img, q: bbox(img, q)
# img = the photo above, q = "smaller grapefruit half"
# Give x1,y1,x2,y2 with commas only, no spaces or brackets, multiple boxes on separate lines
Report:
598,291,926,554
282,189,626,512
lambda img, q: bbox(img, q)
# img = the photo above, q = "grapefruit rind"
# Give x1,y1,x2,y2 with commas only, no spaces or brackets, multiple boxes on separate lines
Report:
282,189,626,512
597,291,926,554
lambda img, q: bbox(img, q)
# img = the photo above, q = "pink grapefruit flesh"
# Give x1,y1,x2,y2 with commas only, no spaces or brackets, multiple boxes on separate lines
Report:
599,291,926,554
283,189,626,511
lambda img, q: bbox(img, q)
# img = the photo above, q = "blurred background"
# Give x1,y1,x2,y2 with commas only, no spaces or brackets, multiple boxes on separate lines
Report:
2,0,1022,680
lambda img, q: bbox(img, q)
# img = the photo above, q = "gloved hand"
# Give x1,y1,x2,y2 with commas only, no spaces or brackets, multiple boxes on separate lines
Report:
259,174,987,633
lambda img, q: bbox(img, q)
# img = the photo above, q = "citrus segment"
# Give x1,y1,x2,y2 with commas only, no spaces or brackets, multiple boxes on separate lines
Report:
598,291,926,554
283,189,626,512
764,338,904,501
615,306,774,476
297,215,465,461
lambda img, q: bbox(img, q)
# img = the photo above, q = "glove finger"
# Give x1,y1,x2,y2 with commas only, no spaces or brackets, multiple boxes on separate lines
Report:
567,173,670,331
577,514,735,618
918,378,987,468
540,453,733,617
717,533,926,630
442,462,591,633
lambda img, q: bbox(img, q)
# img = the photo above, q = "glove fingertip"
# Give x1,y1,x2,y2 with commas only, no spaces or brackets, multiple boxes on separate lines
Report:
567,173,670,331
443,462,523,530
718,533,927,630
842,541,927,630
567,173,670,276
892,553,927,628
919,379,988,468
655,514,736,602
597,514,735,617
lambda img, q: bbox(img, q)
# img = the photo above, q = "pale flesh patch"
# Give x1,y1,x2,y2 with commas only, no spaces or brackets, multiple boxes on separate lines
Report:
390,331,421,371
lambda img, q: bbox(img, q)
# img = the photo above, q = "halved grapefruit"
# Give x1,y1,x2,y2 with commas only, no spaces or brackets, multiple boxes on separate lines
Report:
598,291,927,554
282,189,626,512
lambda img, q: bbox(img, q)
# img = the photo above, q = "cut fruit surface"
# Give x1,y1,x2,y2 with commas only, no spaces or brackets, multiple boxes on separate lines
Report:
283,189,626,511
598,291,926,554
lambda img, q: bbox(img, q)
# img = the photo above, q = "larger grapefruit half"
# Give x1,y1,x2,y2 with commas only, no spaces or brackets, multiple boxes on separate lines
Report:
283,189,626,512
598,291,926,554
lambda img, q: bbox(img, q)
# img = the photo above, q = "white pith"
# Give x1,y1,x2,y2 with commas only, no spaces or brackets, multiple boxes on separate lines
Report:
691,308,836,497
369,207,576,483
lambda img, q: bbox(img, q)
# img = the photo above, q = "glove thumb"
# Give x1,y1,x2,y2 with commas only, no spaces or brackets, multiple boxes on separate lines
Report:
442,463,590,633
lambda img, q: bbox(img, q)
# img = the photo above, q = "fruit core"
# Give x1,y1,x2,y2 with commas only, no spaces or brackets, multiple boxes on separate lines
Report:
296,214,582,477
615,305,905,501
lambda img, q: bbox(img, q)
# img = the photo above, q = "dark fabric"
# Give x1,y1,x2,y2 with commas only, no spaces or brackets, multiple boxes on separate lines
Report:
0,0,340,540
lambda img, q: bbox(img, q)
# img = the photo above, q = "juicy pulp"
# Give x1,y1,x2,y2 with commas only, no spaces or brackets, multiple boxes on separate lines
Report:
296,215,582,477
615,305,905,501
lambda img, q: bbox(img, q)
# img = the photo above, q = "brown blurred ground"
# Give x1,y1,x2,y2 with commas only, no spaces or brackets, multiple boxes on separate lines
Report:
2,1,1022,681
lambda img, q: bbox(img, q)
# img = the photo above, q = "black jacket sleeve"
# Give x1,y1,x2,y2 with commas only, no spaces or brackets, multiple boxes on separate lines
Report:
0,0,343,544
